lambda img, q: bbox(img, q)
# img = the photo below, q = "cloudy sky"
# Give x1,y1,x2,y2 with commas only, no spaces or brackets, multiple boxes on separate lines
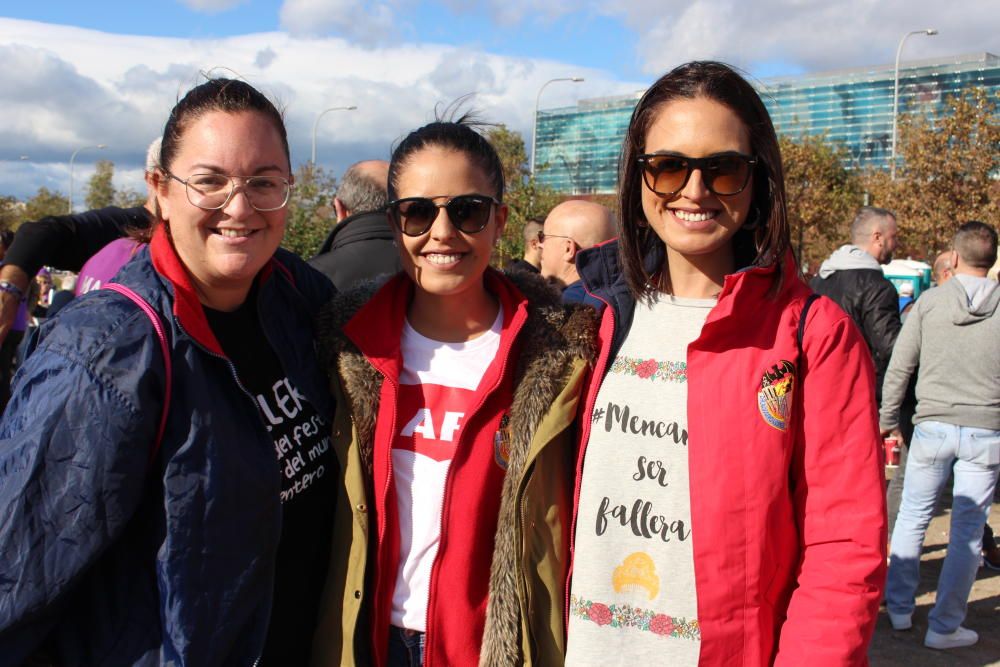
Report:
1,0,996,202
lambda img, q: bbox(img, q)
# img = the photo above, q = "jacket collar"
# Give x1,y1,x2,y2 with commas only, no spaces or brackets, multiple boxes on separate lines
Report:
577,239,801,354
149,224,288,356
315,210,393,255
341,268,531,380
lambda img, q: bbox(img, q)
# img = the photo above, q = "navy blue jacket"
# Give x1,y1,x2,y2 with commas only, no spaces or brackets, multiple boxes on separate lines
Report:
0,227,335,666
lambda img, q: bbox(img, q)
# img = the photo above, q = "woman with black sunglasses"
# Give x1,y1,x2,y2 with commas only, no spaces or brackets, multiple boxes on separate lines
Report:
566,62,886,665
310,114,598,666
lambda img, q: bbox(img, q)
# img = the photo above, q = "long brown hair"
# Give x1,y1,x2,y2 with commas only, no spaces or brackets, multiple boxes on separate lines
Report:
618,61,790,300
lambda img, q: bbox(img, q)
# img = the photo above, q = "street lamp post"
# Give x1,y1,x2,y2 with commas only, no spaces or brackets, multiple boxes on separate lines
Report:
530,77,584,176
311,106,357,166
891,28,937,180
68,143,107,213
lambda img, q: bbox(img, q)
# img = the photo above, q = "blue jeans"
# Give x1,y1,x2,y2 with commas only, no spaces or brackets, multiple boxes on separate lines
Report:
886,421,1000,633
388,626,425,667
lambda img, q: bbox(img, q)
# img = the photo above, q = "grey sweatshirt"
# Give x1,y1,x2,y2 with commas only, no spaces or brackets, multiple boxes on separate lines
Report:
880,276,1000,431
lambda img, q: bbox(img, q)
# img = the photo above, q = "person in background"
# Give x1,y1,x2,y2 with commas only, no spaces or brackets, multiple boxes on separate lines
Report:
538,200,616,309
309,160,402,290
897,281,915,315
0,78,336,666
0,138,160,344
505,217,543,274
311,114,597,666
568,61,885,665
932,250,954,286
882,221,1000,650
810,206,902,404
0,229,25,412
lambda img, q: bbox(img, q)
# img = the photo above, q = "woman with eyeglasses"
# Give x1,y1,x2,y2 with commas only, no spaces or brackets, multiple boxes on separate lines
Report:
0,79,337,665
565,62,886,665
309,115,597,667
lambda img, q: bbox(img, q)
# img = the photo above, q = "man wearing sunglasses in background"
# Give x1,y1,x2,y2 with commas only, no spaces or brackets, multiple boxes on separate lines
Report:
539,200,616,309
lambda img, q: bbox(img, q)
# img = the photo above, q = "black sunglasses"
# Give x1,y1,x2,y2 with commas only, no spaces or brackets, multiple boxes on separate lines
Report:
387,194,501,237
637,153,756,197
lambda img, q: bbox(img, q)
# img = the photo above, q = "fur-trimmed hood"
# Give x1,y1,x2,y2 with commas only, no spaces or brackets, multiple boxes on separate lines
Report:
315,268,598,665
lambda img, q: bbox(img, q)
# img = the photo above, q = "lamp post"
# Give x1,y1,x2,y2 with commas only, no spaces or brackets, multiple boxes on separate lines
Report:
311,106,357,165
530,77,583,176
891,28,937,180
68,143,107,213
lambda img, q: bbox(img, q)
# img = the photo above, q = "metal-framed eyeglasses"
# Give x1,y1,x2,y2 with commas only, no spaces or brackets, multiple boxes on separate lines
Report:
536,230,577,246
164,171,291,212
637,153,757,198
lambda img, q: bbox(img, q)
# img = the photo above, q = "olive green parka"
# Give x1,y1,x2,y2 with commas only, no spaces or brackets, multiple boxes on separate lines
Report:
309,270,598,666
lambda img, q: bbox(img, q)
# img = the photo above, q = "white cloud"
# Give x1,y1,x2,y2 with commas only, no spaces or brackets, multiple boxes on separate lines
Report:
0,18,636,200
441,0,585,26
279,0,397,46
177,0,247,13
254,47,278,69
431,0,996,76
600,0,998,75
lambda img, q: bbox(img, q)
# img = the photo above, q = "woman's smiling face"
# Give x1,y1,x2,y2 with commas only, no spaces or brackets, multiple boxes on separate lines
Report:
640,96,753,268
392,145,507,300
158,110,290,309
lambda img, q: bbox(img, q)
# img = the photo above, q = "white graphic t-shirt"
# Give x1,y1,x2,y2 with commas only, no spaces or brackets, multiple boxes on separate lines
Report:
566,295,715,665
390,310,502,631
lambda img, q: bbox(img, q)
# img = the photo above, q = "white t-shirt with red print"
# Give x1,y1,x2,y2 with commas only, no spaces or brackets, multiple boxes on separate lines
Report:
389,309,503,632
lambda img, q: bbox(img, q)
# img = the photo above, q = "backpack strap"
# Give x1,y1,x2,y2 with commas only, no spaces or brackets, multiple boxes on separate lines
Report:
797,293,821,357
103,283,172,466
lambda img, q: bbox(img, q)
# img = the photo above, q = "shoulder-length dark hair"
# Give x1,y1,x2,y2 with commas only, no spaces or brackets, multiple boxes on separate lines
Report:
618,61,790,299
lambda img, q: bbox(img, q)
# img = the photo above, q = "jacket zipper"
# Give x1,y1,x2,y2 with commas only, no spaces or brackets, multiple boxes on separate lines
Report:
172,315,278,667
422,320,518,666
564,295,615,630
374,372,399,667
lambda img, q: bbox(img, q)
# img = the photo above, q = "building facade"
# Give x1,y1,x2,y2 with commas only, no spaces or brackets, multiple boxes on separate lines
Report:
534,52,1000,195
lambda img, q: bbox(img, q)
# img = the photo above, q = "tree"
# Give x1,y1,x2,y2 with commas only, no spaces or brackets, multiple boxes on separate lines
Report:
780,134,864,271
283,162,337,259
85,160,116,210
23,188,70,223
0,196,23,231
113,186,147,209
485,124,563,266
862,87,1000,258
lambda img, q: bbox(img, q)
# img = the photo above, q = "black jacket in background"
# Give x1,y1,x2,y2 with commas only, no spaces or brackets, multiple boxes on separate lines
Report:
810,268,901,402
505,258,540,274
308,210,401,291
6,206,152,277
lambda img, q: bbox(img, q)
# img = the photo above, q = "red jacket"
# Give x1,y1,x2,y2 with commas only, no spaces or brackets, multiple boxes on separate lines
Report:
574,243,887,666
342,271,523,666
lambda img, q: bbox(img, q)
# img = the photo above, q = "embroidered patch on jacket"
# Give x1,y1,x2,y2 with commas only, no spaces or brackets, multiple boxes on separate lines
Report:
494,413,511,470
757,360,796,431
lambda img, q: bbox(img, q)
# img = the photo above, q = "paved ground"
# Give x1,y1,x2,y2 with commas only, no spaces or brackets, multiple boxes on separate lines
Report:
869,493,999,666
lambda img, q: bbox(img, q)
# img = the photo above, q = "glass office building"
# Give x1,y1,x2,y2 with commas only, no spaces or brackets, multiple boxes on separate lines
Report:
534,52,1000,195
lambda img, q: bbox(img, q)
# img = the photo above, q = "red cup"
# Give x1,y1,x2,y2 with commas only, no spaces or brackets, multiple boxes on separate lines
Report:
883,436,901,467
